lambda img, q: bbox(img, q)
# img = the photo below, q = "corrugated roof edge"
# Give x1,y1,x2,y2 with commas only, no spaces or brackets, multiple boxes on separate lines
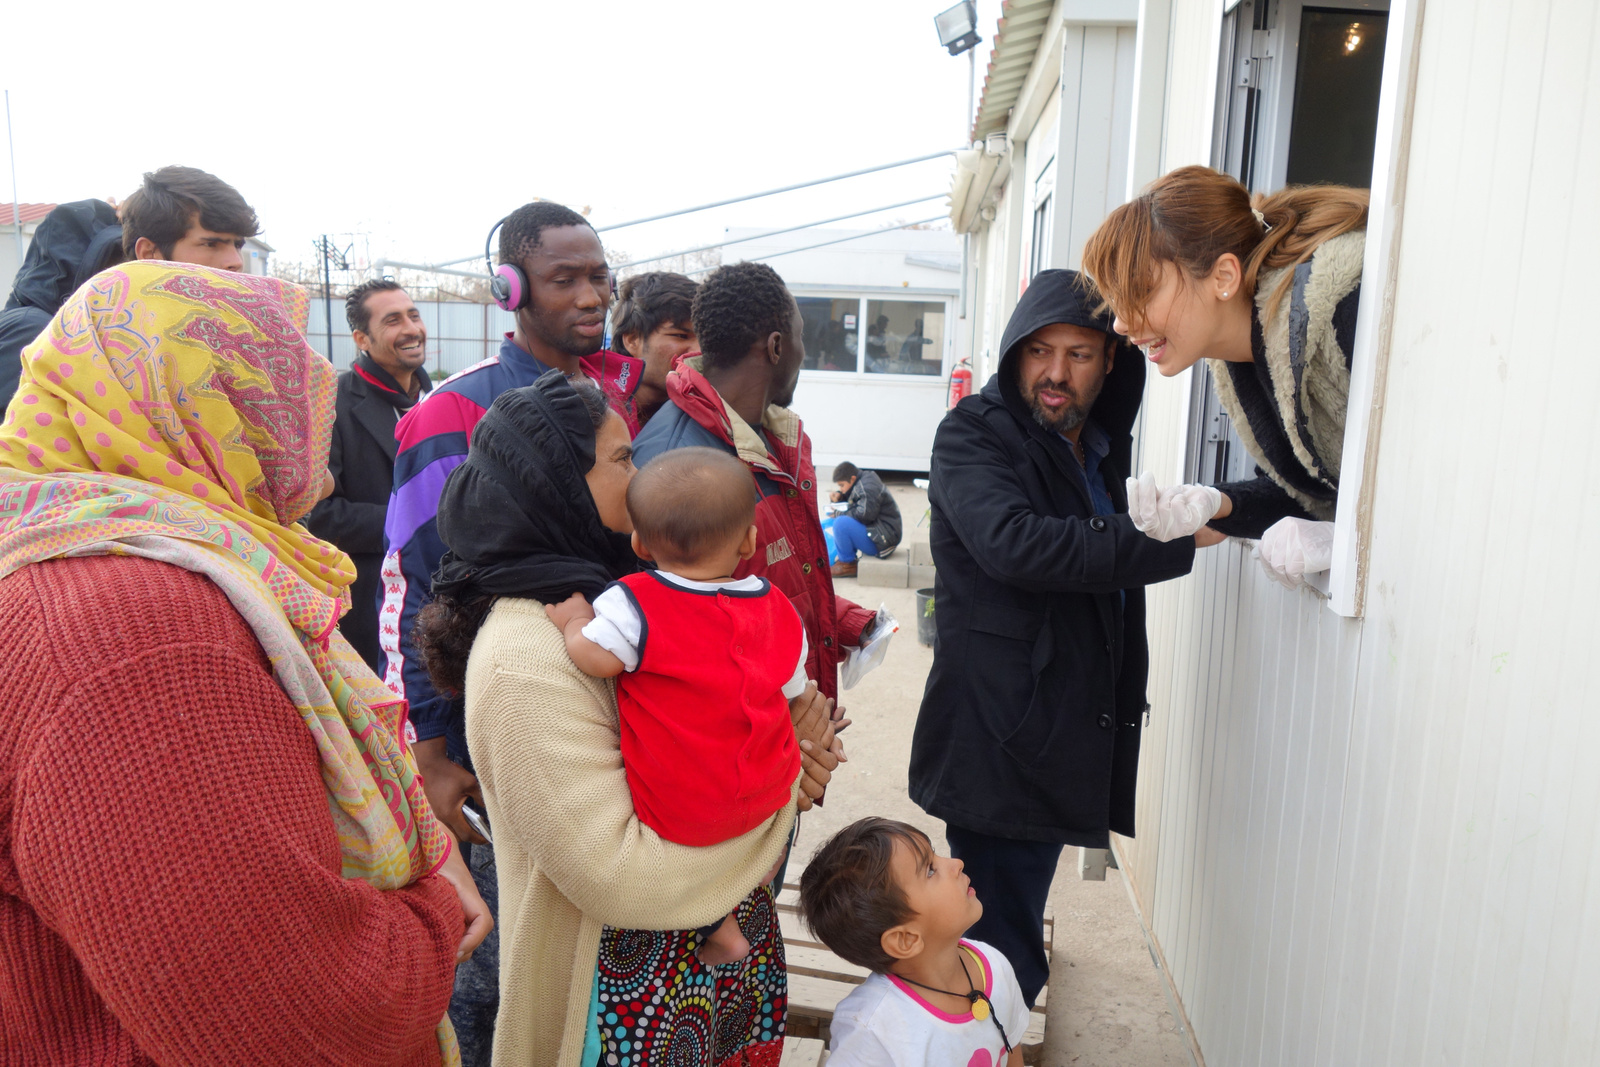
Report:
969,0,1057,142
0,203,59,226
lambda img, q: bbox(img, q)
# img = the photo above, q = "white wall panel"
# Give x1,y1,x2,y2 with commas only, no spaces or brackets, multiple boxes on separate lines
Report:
1123,0,1600,1064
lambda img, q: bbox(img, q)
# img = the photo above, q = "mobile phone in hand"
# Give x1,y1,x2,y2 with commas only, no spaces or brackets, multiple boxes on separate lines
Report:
462,803,493,845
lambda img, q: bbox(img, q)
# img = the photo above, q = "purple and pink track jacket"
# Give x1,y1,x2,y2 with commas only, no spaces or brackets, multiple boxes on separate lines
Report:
379,335,642,758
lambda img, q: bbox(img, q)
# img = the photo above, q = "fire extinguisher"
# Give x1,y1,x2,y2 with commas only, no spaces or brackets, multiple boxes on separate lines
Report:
947,358,973,410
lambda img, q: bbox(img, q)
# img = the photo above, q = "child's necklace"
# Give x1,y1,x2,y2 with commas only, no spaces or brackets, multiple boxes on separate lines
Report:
893,951,1012,1051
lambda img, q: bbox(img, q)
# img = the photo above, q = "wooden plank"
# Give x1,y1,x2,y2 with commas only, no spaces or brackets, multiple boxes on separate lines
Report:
779,1036,825,1067
785,944,870,984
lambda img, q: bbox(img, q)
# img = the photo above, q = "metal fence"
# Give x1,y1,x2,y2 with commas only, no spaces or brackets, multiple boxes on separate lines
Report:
304,297,518,379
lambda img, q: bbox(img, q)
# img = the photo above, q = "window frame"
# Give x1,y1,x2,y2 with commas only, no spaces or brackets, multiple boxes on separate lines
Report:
791,288,957,382
1185,0,1423,616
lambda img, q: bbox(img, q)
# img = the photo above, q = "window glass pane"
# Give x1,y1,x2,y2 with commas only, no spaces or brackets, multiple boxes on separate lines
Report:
1286,9,1389,187
796,296,859,372
863,300,945,376
1030,195,1052,278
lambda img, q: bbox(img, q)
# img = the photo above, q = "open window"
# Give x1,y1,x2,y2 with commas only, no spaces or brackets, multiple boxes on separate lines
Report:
1187,0,1416,613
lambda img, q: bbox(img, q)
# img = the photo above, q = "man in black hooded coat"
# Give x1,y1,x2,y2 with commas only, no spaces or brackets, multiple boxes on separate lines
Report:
909,269,1200,1006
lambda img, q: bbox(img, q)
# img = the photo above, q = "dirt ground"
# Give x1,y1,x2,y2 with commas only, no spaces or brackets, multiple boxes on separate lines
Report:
799,481,1192,1067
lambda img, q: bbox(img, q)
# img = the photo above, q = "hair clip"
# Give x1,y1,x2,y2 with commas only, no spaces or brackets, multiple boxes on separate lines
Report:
1251,207,1271,232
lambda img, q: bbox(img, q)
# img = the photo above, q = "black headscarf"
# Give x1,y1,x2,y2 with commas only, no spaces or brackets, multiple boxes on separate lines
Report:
430,370,636,605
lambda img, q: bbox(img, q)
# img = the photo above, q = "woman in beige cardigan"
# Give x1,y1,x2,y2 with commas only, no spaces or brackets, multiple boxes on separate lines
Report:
415,372,841,1067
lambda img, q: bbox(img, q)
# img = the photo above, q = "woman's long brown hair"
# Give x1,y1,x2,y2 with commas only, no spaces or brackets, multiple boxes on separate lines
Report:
1080,165,1368,325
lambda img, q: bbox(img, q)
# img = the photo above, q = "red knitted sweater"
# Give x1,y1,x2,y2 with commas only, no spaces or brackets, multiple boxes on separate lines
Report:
0,555,462,1066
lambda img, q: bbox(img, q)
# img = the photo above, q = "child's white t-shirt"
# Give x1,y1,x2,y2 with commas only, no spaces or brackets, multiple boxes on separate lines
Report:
826,940,1030,1067
581,570,809,697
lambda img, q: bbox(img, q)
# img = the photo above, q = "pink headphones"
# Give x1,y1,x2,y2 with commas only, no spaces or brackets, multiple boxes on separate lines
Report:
484,213,618,313
485,216,527,312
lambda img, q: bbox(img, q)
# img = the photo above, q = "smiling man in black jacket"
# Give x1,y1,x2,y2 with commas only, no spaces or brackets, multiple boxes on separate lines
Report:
909,269,1207,1007
308,279,431,669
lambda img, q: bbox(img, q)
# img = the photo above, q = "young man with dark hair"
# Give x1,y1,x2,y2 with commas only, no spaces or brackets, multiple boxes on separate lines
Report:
120,166,260,271
307,279,431,670
488,201,647,435
632,260,876,713
610,271,698,425
378,200,627,1066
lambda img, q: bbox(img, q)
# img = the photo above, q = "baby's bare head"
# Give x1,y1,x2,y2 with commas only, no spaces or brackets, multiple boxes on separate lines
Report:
626,447,757,569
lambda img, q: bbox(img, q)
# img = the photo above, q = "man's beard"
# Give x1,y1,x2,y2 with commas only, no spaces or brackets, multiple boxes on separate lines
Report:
527,306,602,359
1026,378,1099,435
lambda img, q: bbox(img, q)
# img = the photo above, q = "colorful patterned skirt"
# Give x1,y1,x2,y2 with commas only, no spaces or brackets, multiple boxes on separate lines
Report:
595,885,786,1067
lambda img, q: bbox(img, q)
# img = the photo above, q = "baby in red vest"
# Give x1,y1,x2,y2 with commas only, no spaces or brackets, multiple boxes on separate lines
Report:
547,446,809,965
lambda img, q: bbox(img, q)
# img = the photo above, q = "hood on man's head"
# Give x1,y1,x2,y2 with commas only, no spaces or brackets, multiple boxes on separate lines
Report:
993,268,1145,439
4,200,124,314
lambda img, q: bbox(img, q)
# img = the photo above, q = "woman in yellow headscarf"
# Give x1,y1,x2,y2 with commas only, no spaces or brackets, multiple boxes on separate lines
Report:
0,261,487,1066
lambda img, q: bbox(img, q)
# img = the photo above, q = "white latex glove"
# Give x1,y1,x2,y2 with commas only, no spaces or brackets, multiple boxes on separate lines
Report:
1124,472,1223,542
1256,517,1335,589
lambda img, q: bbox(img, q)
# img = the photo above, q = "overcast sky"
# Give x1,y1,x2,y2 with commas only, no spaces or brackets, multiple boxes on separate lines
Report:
6,0,1001,274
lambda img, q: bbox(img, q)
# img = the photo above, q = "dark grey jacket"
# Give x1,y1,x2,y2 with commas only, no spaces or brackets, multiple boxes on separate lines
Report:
307,355,429,669
842,469,902,553
909,270,1195,847
0,201,123,412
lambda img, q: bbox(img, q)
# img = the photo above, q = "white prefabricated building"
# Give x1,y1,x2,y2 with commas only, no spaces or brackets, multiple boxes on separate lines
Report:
947,0,1600,1064
727,225,967,473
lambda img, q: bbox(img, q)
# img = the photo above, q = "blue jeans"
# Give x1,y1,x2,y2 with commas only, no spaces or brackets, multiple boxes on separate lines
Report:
451,839,500,1067
831,515,880,561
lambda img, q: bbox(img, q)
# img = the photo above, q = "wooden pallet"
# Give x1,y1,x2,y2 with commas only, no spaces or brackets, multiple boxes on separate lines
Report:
777,882,1050,1059
778,1035,828,1066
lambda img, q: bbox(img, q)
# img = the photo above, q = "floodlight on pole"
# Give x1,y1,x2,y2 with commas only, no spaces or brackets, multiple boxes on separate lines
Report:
934,1,981,56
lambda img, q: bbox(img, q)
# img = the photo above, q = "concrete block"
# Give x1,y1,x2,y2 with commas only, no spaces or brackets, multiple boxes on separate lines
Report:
909,542,936,567
1078,847,1109,881
908,564,937,589
856,556,908,588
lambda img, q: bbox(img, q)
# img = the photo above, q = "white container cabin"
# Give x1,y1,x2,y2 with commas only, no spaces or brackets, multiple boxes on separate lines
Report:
948,0,1600,1063
727,225,967,473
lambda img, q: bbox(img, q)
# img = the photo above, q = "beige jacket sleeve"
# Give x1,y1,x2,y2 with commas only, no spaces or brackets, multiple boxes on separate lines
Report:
465,597,797,931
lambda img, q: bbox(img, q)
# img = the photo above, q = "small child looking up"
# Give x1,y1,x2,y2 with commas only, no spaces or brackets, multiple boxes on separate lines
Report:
800,818,1029,1066
547,446,810,966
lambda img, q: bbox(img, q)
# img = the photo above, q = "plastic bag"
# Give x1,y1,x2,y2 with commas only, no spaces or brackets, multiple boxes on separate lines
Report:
840,602,899,690
820,514,839,565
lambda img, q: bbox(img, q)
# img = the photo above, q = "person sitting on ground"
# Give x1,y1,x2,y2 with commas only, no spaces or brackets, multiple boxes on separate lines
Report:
800,817,1029,1067
547,446,814,966
829,461,903,577
121,164,261,270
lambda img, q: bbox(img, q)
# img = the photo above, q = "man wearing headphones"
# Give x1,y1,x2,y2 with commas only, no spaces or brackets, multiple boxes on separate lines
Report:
378,200,639,1065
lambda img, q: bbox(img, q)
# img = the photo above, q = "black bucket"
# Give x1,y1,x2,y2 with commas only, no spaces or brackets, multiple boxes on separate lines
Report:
915,588,936,647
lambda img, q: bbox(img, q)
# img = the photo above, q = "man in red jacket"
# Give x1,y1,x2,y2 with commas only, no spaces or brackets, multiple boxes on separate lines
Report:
631,261,876,705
